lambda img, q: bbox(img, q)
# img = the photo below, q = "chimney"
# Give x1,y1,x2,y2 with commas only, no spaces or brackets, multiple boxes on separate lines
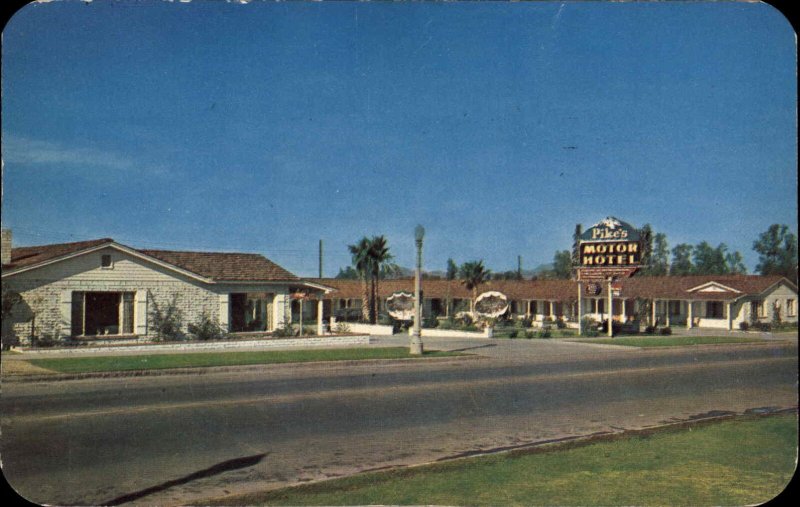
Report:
1,229,11,265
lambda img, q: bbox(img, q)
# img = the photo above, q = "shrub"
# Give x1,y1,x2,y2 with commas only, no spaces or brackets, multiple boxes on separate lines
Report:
524,330,535,339
644,325,657,335
556,318,567,329
188,312,226,341
272,321,296,337
599,320,622,336
1,333,20,350
334,321,351,334
739,321,750,331
149,293,184,341
536,328,552,339
438,318,453,330
508,330,518,339
581,318,599,337
302,325,317,336
423,315,438,328
659,326,672,335
752,322,772,332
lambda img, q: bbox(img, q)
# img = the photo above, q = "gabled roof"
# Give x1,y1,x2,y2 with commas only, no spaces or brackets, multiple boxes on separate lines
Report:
3,238,115,270
2,238,299,283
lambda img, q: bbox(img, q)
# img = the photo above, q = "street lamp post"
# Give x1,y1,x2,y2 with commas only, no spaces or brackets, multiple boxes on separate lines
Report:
411,224,425,355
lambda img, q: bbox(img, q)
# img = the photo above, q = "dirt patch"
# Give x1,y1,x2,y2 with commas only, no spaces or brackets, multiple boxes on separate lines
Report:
1,358,57,376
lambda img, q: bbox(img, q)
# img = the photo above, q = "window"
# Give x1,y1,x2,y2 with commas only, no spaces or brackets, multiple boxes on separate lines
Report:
597,299,605,314
101,254,113,268
70,291,135,336
754,300,765,318
669,301,682,316
787,299,796,317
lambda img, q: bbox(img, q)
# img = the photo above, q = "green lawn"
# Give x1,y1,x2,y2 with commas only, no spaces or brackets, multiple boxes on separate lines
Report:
209,413,797,506
575,336,768,347
26,347,459,374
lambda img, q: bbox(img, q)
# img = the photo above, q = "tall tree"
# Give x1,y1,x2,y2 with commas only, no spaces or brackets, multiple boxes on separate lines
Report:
445,258,458,281
334,266,359,279
670,244,694,275
348,237,372,322
639,224,653,270
753,224,798,281
725,251,747,274
367,236,393,324
650,233,670,275
571,223,583,266
692,241,729,275
459,260,490,316
552,250,573,279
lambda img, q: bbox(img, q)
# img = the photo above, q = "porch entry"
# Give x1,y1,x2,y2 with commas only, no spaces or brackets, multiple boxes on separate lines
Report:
230,292,273,332
71,291,135,336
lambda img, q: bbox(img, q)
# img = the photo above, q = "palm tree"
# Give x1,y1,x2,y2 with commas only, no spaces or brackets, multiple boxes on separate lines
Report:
348,237,372,322
459,260,490,317
367,236,393,324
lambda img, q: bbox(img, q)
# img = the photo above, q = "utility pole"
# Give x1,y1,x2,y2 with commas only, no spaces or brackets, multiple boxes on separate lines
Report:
318,239,323,278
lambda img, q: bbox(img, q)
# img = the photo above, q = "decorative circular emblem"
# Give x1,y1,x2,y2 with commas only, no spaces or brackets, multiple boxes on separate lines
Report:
386,291,415,321
474,291,509,318
586,283,601,296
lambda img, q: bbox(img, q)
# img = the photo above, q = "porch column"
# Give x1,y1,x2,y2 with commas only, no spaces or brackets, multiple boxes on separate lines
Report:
273,292,288,331
687,300,693,329
652,299,657,326
666,302,670,327
317,299,324,335
550,301,555,318
621,299,626,322
727,301,733,331
526,300,531,318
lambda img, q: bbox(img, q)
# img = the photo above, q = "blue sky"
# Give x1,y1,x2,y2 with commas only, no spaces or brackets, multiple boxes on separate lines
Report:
2,0,796,277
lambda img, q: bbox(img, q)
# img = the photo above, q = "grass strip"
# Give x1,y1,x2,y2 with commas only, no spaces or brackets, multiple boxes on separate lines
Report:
209,412,797,506
576,336,767,347
25,347,459,374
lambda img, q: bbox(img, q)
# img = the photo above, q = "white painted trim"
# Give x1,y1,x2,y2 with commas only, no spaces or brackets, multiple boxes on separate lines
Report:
686,281,741,294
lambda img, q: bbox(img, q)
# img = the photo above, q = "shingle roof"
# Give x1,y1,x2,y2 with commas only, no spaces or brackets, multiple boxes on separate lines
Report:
139,249,298,281
4,238,115,270
310,274,796,301
3,238,298,282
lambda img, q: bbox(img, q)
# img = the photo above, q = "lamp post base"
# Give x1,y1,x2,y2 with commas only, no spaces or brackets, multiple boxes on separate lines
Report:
410,334,424,355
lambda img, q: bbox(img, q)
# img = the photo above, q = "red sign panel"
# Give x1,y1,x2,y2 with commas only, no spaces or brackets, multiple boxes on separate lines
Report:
577,266,638,282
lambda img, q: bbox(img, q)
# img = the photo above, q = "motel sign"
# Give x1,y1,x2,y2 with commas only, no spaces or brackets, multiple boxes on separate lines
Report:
575,217,644,336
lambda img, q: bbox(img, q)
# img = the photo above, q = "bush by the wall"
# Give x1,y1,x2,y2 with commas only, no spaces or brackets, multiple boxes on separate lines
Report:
739,321,750,331
188,312,226,341
752,322,772,332
148,293,184,341
659,326,672,335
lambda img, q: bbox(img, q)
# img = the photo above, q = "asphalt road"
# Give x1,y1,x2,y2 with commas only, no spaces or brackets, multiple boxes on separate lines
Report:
1,339,797,505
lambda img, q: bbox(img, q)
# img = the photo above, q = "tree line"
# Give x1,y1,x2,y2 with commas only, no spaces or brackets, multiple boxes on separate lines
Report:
547,223,797,280
335,224,798,303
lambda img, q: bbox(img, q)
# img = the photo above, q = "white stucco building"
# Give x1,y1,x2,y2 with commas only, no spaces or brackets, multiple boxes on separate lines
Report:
1,233,331,343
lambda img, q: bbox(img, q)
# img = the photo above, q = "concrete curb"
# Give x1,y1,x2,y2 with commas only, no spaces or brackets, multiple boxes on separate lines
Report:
1,354,485,383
